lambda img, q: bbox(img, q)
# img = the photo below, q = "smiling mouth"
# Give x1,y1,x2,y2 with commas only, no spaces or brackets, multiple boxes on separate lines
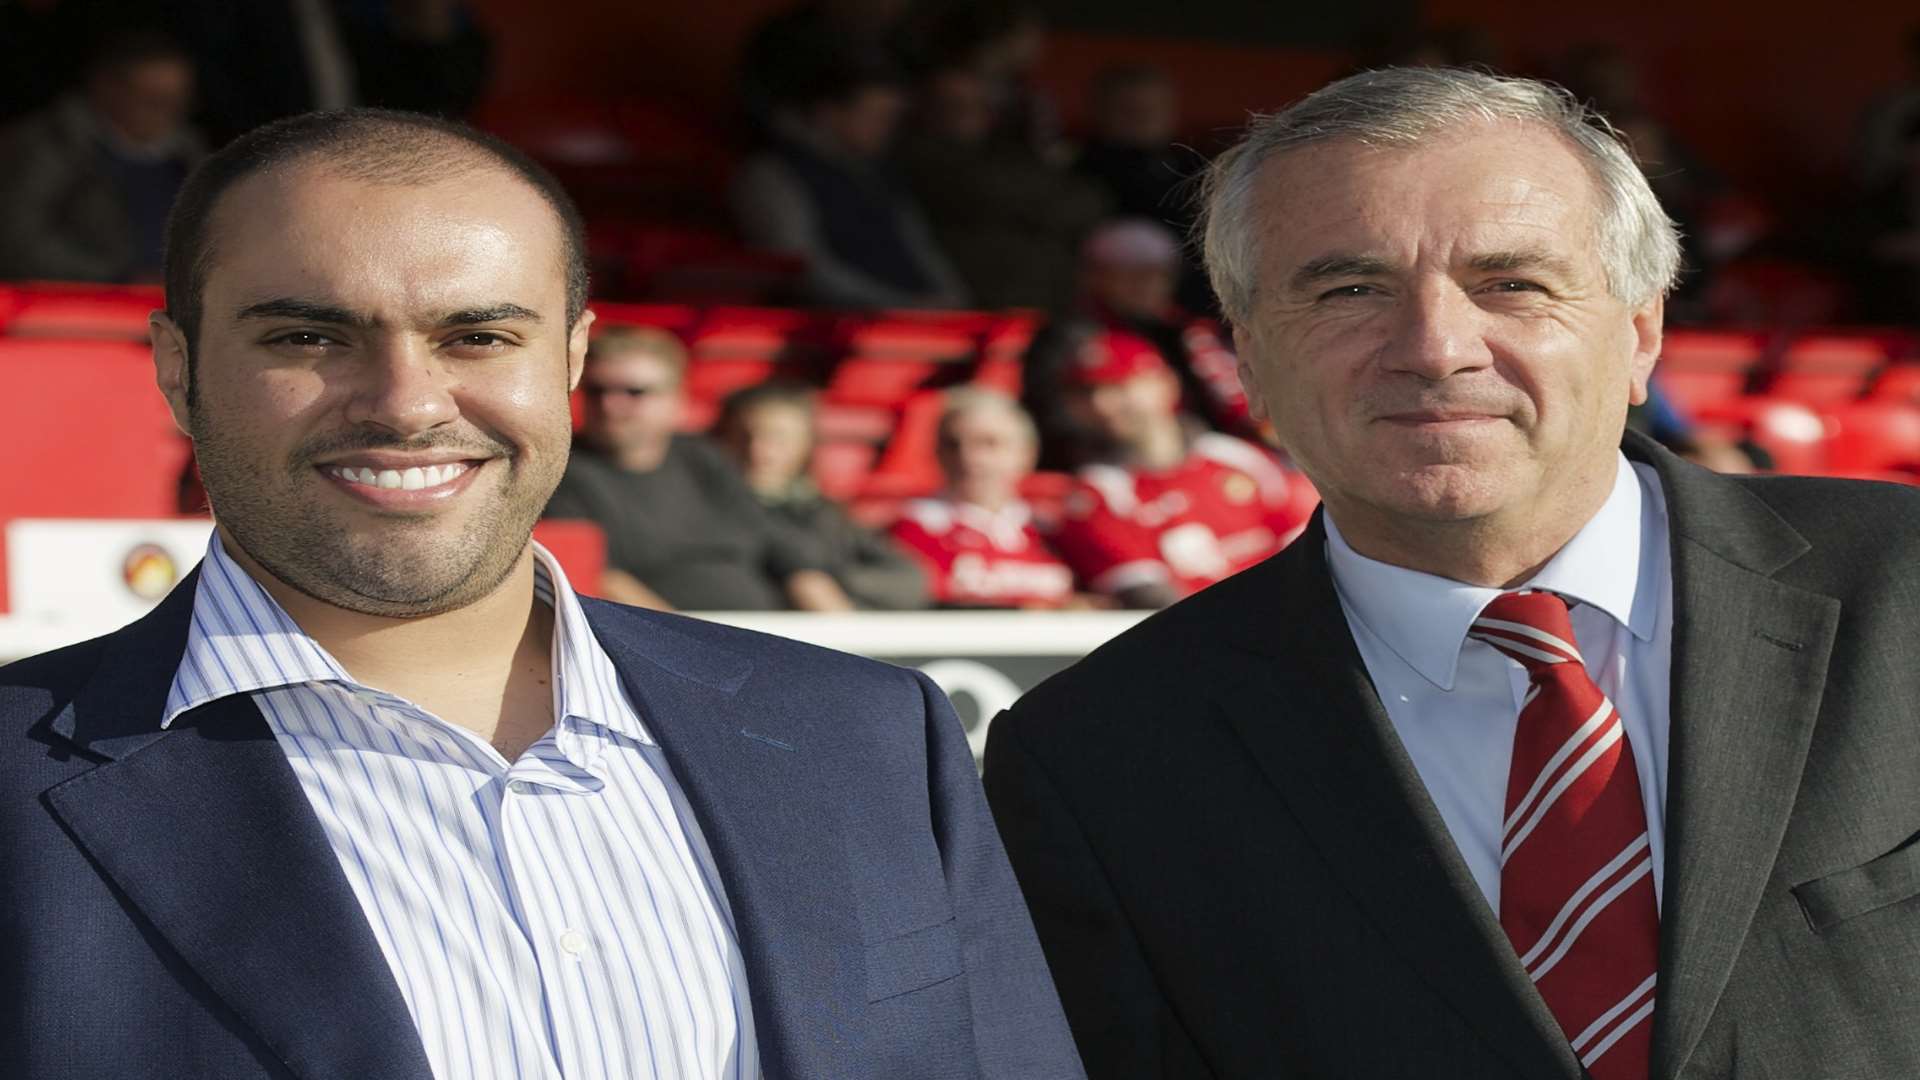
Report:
324,462,474,491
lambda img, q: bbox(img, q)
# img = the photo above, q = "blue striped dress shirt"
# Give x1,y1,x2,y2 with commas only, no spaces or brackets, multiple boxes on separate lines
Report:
163,536,760,1080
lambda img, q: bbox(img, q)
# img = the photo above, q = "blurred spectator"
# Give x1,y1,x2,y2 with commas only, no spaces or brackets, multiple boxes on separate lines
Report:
897,64,1109,310
1047,330,1311,608
902,0,1060,160
1072,64,1214,313
890,389,1079,608
1854,25,1920,191
1849,113,1920,324
715,381,930,610
0,31,202,283
544,328,855,612
1022,220,1257,466
732,53,969,309
738,0,910,131
169,0,491,141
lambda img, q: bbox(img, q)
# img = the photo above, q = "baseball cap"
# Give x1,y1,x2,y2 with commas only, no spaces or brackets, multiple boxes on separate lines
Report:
1067,329,1171,386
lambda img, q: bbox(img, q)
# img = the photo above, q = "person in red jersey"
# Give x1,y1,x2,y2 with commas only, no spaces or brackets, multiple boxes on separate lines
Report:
890,389,1080,609
1049,329,1312,607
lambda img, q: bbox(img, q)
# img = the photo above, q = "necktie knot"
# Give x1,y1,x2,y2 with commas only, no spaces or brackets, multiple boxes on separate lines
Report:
1469,590,1582,671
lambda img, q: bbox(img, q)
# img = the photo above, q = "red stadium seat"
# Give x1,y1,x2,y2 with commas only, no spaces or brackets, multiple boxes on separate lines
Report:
826,317,979,406
1691,396,1829,475
1766,334,1885,405
591,302,700,335
683,308,821,403
862,390,946,496
529,519,607,597
1822,401,1920,473
1655,328,1764,410
3,283,163,340
0,338,191,518
1870,363,1920,406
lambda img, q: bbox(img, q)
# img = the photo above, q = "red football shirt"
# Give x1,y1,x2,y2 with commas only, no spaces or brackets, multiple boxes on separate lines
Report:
1050,433,1313,599
889,497,1077,608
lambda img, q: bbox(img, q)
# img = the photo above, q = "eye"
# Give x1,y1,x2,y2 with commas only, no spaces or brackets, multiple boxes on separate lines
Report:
1486,279,1547,294
265,330,340,349
447,331,515,350
1318,284,1379,301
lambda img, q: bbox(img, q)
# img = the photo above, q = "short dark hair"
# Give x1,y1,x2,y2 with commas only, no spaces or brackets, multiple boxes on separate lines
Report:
163,107,589,361
715,378,818,434
86,29,191,79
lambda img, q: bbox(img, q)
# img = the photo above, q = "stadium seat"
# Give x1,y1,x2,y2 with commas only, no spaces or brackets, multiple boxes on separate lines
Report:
1655,328,1764,410
0,338,191,519
591,301,700,335
1822,401,1920,473
1766,334,1885,405
862,390,947,497
1870,363,1920,406
2,283,162,340
825,316,979,406
684,307,821,402
1691,396,1828,475
972,314,1039,396
529,519,607,596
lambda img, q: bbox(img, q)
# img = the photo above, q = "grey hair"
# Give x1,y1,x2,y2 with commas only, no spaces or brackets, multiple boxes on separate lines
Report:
1197,66,1682,325
939,387,1038,446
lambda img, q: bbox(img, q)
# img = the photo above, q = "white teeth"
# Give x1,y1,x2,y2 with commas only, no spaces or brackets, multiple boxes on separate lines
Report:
330,462,469,488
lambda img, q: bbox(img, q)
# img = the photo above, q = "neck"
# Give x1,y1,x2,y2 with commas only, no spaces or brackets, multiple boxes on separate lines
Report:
220,531,556,757
1127,419,1187,471
959,488,1015,513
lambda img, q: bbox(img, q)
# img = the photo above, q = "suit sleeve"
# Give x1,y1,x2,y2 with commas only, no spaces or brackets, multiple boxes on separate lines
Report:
912,670,1086,1079
983,710,1212,1079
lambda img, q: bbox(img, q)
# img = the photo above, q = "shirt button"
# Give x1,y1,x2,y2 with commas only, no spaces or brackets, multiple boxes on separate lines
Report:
559,929,588,957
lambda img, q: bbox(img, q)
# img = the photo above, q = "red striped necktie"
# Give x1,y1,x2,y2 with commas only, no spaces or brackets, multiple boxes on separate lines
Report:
1469,590,1659,1079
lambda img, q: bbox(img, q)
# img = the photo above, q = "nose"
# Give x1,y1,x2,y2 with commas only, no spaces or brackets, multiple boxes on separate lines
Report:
343,336,459,436
1383,280,1494,381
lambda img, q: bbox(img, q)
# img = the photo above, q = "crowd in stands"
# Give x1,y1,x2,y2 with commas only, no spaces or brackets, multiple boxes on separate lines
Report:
5,1,1920,610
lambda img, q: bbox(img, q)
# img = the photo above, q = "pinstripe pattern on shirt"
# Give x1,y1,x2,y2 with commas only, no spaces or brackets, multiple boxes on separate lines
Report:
162,536,760,1080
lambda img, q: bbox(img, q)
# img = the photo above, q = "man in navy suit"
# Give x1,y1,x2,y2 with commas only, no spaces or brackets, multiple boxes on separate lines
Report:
0,108,1082,1080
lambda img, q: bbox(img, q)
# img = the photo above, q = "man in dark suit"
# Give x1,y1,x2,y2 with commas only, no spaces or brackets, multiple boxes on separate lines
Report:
0,108,1082,1080
985,66,1920,1079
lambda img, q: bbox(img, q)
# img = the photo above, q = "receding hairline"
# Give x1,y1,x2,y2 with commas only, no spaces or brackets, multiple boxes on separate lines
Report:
195,147,580,313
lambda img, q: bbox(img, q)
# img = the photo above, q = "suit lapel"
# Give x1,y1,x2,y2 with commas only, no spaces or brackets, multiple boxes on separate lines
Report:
584,600,864,1080
1207,524,1584,1080
45,571,433,1080
1631,438,1839,1077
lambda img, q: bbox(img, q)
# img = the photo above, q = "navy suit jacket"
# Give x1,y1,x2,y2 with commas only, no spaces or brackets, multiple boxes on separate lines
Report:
0,570,1083,1080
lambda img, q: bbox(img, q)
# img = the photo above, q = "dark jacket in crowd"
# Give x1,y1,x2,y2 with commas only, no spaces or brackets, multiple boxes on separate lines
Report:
758,481,929,610
544,436,829,611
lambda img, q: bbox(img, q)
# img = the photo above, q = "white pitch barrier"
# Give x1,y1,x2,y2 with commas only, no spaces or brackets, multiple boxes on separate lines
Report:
0,519,1147,764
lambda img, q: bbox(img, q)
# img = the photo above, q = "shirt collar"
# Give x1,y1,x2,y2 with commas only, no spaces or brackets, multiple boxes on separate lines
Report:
163,534,652,745
1324,452,1651,691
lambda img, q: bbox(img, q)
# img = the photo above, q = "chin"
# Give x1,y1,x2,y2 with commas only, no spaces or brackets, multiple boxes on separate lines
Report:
1370,463,1516,523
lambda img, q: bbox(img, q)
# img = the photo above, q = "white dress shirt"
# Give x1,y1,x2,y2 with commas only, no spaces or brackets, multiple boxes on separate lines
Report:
1325,453,1674,914
164,536,759,1080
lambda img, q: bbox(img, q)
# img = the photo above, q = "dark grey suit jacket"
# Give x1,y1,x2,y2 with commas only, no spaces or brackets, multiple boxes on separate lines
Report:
985,432,1920,1078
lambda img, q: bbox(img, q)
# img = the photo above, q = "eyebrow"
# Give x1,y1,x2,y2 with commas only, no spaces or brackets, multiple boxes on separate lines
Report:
1288,254,1396,294
1466,249,1579,280
232,298,544,328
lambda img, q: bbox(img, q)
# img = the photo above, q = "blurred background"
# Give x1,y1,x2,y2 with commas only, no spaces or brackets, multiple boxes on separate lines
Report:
4,0,1920,726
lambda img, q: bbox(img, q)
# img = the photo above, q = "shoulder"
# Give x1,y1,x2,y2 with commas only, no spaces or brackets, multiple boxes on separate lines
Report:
0,630,115,768
1717,472,1920,586
581,596,924,699
998,552,1281,743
